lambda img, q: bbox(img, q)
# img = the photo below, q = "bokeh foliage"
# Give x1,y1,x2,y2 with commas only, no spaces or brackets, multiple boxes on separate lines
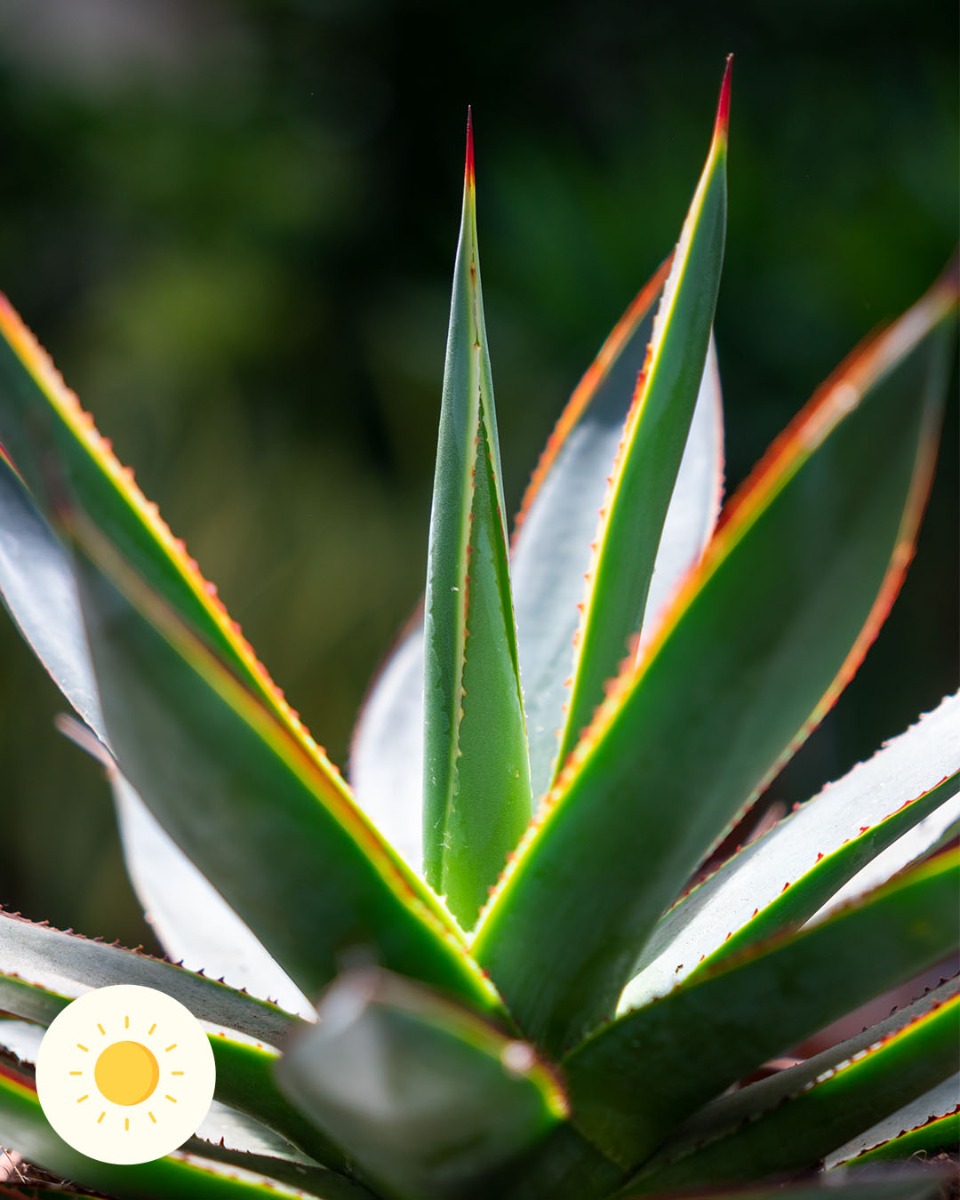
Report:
0,0,955,948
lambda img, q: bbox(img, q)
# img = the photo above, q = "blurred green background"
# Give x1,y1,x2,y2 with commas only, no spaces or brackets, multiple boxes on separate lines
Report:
0,0,956,950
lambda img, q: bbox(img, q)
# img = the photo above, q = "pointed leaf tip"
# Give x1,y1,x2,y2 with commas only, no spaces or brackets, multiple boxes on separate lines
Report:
465,107,475,185
714,55,733,141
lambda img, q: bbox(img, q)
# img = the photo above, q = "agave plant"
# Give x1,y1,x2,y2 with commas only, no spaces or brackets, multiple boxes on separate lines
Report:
0,60,957,1200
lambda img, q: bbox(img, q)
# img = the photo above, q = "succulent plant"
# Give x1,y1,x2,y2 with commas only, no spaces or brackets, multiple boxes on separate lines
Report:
0,59,957,1200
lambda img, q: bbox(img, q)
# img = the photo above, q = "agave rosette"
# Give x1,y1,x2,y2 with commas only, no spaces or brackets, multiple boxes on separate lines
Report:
0,62,956,1200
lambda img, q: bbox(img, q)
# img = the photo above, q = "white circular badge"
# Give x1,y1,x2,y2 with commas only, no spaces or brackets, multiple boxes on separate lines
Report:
36,985,216,1164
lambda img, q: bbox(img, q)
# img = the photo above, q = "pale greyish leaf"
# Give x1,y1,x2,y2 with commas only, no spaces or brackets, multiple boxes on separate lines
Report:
0,457,307,1015
0,911,298,1047
0,453,103,733
514,339,723,800
348,620,425,871
826,1073,960,1166
112,775,312,1018
0,1018,43,1065
811,793,960,922
195,1101,316,1164
622,693,960,1009
635,340,723,657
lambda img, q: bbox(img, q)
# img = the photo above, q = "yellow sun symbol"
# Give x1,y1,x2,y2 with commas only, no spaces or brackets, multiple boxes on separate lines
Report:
36,985,216,1164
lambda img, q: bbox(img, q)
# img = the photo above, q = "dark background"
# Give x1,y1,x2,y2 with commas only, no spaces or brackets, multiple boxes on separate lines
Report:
0,0,956,949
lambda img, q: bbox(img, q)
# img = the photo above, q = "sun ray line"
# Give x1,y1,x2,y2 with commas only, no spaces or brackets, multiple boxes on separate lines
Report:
76,1095,89,1104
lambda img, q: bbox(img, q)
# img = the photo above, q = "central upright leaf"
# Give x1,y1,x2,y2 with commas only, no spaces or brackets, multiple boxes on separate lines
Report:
423,116,533,927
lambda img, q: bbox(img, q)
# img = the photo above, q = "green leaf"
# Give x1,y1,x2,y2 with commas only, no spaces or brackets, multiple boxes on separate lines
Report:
827,1074,959,1166
625,983,960,1194
275,968,567,1200
350,314,722,859
0,911,295,1047
422,115,533,927
563,851,960,1168
0,1060,367,1200
700,777,959,971
0,294,347,828
616,1171,952,1200
647,976,958,1145
0,931,340,1168
0,375,314,1017
551,61,729,785
67,516,500,1015
623,693,960,1007
511,281,723,797
849,1108,959,1166
0,1014,340,1172
509,259,666,803
472,263,958,1054
184,1139,376,1200
632,337,723,657
522,359,726,804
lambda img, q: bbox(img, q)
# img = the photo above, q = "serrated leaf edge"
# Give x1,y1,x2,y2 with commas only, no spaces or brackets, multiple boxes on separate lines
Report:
0,295,346,801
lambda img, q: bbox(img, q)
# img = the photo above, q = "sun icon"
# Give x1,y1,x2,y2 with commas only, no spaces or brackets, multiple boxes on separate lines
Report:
36,985,216,1164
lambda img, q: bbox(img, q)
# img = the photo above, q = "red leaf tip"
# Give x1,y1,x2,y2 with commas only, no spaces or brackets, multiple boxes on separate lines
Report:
714,54,733,142
465,106,475,185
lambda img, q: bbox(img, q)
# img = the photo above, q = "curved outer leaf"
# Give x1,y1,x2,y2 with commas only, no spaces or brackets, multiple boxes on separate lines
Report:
634,974,959,1148
183,1140,376,1200
0,1013,344,1177
828,1074,959,1166
473,264,958,1054
0,1061,364,1200
707,775,959,965
625,990,960,1194
422,116,532,927
0,911,296,1048
0,969,341,1165
0,293,350,850
275,968,567,1200
0,453,309,1016
68,518,501,1015
551,61,729,784
623,692,960,1007
563,851,960,1168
